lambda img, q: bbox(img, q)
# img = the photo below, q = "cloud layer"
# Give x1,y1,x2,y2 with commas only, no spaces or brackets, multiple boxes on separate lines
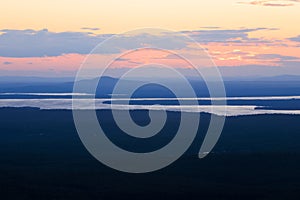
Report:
0,27,300,77
0,29,110,57
238,0,300,7
0,28,278,58
289,35,300,42
0,29,192,57
182,28,271,43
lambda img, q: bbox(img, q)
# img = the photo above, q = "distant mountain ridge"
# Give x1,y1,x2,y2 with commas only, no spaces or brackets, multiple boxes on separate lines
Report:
0,75,300,97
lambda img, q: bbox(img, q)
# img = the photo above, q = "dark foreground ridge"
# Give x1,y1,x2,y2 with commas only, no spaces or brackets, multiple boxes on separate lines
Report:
0,108,300,199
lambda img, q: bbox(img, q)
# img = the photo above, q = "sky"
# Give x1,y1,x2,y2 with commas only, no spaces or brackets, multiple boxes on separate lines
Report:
0,0,300,77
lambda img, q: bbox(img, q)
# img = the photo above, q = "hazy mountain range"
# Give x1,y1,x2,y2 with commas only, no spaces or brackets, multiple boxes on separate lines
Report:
0,75,299,97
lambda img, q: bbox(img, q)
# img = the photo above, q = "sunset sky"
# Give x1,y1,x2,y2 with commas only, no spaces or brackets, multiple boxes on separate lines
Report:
0,0,300,77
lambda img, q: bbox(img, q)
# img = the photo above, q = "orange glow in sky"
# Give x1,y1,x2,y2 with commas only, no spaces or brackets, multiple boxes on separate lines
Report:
0,0,299,76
